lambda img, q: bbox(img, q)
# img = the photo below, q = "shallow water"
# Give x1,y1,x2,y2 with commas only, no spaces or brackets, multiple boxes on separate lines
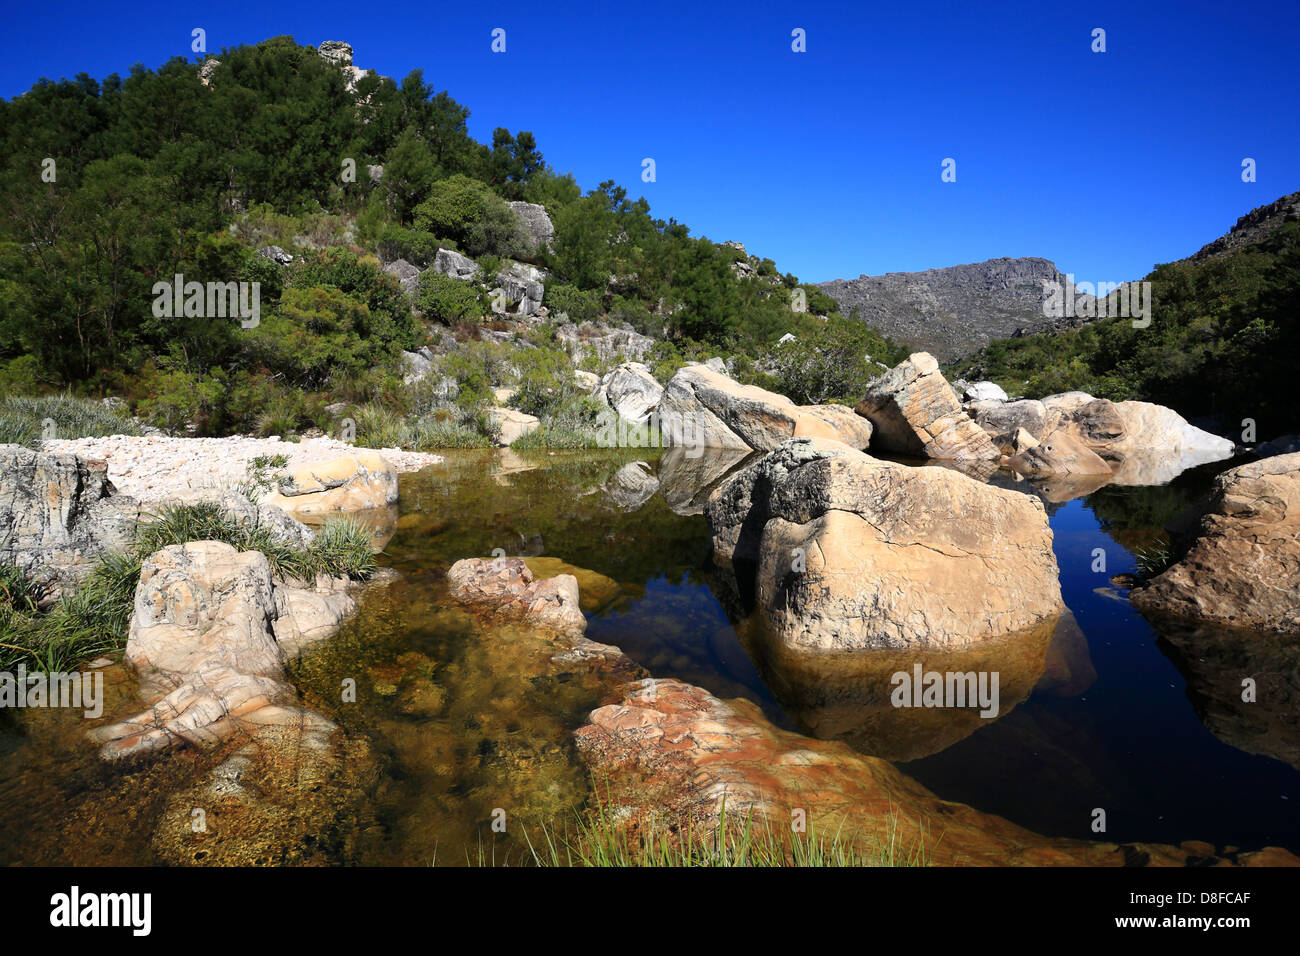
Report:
0,448,1295,864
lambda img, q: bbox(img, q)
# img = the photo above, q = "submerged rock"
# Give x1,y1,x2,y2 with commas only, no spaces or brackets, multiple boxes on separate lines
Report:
447,556,585,636
705,437,1064,651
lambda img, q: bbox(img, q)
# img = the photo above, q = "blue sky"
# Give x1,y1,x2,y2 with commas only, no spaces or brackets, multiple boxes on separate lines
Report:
3,0,1297,284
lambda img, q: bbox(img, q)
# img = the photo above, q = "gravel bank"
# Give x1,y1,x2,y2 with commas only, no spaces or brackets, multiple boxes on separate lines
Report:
41,435,443,502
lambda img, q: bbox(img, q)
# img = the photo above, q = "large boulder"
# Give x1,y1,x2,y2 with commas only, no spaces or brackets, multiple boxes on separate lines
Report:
1131,453,1300,632
597,362,663,425
854,353,999,460
383,258,421,296
493,261,546,315
264,452,398,518
657,364,872,452
963,381,1008,403
507,201,555,252
1005,427,1113,477
0,447,141,587
487,407,540,446
1008,393,1236,483
432,247,481,280
705,437,1063,651
90,541,362,760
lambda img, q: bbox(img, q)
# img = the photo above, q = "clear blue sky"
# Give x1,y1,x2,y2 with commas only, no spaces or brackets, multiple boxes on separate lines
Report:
3,0,1297,284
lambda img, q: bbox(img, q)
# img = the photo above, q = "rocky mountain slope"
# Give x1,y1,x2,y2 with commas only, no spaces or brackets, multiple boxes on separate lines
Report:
816,257,1094,361
1180,190,1300,264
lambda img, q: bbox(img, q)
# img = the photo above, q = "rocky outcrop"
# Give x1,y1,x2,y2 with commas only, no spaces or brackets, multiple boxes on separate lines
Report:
1131,453,1300,632
1005,427,1113,477
432,247,480,280
597,362,663,425
658,364,873,452
492,261,546,316
971,399,1048,454
575,678,1293,866
384,258,421,296
0,446,141,587
705,437,1063,651
90,541,366,760
447,557,585,636
507,201,554,252
854,352,999,460
556,323,656,363
264,452,399,518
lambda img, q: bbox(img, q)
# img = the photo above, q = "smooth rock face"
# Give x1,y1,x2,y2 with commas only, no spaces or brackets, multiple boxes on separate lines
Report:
507,201,555,252
447,557,585,636
854,352,999,460
487,407,540,446
0,446,141,587
91,541,360,760
705,437,1064,651
598,362,663,425
574,678,1290,866
657,364,872,452
1008,393,1236,482
265,452,399,518
973,399,1049,453
1006,427,1114,477
1131,452,1300,632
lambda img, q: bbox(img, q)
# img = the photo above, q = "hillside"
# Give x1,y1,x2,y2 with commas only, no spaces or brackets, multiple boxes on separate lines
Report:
958,192,1300,437
816,257,1098,361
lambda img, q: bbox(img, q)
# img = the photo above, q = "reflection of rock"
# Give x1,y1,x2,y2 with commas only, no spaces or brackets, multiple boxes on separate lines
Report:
1132,453,1300,632
603,461,659,510
296,503,398,552
727,584,1056,761
447,557,585,636
706,438,1064,651
854,352,998,460
1035,608,1097,697
574,678,1293,866
523,556,622,612
1149,616,1300,770
655,446,754,515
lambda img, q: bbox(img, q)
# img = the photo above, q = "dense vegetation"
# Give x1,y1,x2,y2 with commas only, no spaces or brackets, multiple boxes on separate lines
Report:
959,221,1300,435
0,35,906,443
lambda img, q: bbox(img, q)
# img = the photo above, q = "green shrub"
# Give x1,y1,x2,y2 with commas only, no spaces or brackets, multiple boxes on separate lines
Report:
545,284,602,323
415,272,485,325
0,393,143,444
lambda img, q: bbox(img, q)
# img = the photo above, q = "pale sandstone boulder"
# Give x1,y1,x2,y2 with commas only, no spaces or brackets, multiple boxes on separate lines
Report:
705,437,1063,651
1131,452,1300,632
264,451,398,517
488,406,541,446
657,363,871,451
90,541,364,760
1005,427,1113,477
597,362,663,425
854,352,999,460
1009,393,1235,482
574,678,1294,866
447,556,585,636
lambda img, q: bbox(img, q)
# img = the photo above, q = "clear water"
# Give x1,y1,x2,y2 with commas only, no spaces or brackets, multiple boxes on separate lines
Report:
0,448,1294,864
